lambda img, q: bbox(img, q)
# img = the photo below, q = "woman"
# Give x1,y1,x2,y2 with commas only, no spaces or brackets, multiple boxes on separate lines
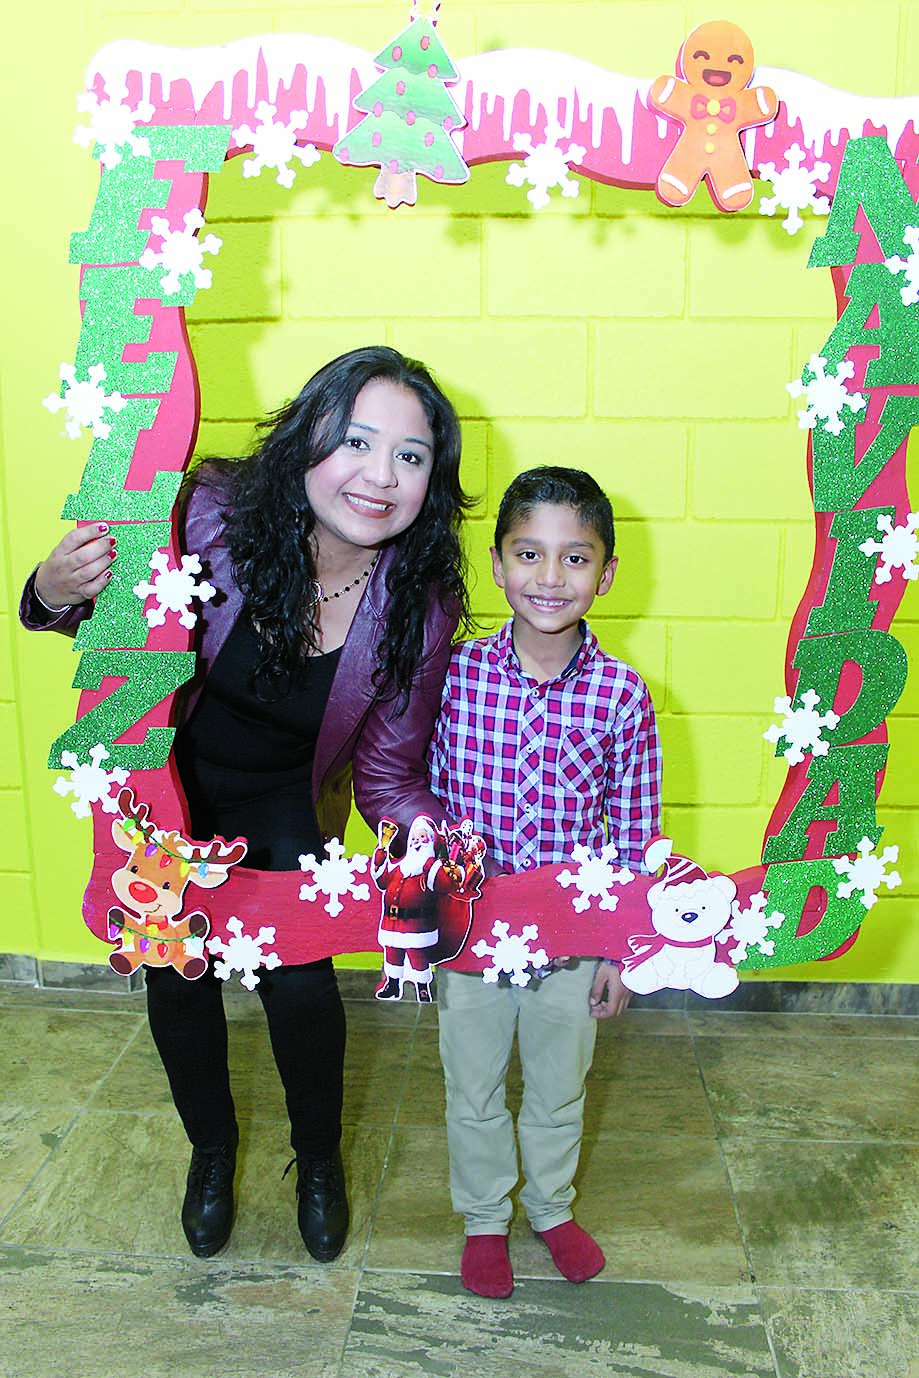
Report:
21,346,470,1262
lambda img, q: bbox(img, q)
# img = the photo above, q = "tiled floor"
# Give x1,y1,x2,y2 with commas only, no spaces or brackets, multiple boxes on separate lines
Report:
1,978,918,1378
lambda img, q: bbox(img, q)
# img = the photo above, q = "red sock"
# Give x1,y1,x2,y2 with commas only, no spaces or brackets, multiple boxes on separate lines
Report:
461,1234,514,1298
536,1221,605,1283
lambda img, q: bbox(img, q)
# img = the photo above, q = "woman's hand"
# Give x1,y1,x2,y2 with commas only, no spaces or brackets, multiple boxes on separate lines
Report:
34,523,115,608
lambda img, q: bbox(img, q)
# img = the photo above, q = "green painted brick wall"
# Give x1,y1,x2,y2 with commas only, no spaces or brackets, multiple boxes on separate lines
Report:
4,0,918,981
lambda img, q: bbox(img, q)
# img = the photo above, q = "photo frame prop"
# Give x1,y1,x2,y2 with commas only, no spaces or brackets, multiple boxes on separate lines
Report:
40,9,918,998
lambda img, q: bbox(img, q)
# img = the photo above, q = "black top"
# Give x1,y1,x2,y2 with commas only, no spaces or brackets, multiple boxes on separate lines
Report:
173,614,341,871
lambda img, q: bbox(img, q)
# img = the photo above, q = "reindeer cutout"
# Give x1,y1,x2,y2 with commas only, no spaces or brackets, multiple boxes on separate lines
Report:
107,788,247,980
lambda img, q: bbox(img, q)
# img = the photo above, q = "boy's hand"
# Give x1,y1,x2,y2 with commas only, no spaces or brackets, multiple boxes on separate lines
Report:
589,960,631,1019
35,524,114,608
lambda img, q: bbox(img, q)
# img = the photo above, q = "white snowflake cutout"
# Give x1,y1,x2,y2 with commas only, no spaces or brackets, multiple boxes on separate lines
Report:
133,551,217,630
763,688,841,767
757,143,831,236
884,225,919,306
207,916,282,991
233,102,319,189
299,838,370,917
73,88,155,169
43,362,127,441
832,836,902,910
858,512,919,585
556,840,634,914
724,890,786,964
505,120,586,210
139,209,222,297
471,921,549,988
53,744,129,820
786,354,867,437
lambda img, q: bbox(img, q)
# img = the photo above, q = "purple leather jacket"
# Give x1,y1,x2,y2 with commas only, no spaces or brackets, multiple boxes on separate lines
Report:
20,477,460,845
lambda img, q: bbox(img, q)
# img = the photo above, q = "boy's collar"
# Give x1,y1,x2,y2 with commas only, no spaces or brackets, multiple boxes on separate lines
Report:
494,618,596,680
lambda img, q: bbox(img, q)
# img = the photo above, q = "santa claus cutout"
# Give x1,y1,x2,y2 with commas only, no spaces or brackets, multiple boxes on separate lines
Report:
372,814,485,1002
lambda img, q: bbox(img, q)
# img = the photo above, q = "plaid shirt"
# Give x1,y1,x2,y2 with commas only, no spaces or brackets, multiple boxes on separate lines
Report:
427,619,662,874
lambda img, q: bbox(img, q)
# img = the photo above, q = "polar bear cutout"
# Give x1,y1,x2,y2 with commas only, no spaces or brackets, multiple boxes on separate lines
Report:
622,837,740,999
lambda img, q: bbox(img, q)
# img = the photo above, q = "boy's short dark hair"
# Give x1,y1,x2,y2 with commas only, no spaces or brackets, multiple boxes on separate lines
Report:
494,466,616,563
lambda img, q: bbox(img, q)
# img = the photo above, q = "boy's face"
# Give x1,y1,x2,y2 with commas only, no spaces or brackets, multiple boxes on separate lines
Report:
491,503,617,639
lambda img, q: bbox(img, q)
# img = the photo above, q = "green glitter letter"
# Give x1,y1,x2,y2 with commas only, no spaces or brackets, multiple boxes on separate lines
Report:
818,264,919,389
763,743,887,863
793,630,908,745
75,266,178,395
738,858,867,968
49,650,196,771
73,522,173,651
70,153,168,265
804,508,893,636
809,137,919,268
145,124,233,173
60,400,184,521
813,394,919,513
70,125,232,267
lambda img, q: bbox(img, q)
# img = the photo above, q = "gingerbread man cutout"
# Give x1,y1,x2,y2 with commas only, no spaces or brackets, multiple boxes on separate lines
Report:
650,20,778,211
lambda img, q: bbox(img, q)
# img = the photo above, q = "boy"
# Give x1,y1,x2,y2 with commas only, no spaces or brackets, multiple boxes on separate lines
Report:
428,466,661,1299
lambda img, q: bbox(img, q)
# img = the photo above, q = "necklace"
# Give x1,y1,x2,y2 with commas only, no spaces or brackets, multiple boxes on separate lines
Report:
313,555,377,604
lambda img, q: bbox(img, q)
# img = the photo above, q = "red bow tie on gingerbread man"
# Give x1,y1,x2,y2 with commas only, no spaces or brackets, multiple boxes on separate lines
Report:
650,19,778,212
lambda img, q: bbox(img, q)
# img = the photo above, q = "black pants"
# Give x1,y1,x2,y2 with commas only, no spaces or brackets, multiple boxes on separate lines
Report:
145,958,346,1158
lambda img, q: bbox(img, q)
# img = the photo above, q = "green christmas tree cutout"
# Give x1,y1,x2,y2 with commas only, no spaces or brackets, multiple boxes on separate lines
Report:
334,11,469,208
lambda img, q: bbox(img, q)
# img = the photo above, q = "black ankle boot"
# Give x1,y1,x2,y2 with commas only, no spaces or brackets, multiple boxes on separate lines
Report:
181,1127,239,1258
285,1148,349,1262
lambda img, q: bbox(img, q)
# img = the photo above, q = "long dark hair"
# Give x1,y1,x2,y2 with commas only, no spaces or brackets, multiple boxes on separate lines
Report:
189,346,471,702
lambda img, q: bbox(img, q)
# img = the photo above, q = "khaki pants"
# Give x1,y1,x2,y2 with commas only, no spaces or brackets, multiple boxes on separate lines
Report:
437,961,598,1235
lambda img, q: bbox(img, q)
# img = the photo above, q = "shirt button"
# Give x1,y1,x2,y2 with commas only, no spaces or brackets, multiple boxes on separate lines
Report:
706,121,717,133
522,857,534,870
705,140,715,153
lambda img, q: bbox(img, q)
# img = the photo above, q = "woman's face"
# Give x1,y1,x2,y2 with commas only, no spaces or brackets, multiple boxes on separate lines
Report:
304,378,435,557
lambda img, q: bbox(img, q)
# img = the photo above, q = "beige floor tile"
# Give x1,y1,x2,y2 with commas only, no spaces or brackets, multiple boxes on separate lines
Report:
760,1285,919,1378
0,1245,359,1378
559,1134,750,1285
7,981,918,1378
342,1025,417,1128
396,1029,450,1127
88,1021,183,1115
695,1032,919,1139
365,1126,461,1271
0,1007,144,1109
397,1013,705,1135
342,1272,775,1377
723,1138,919,1289
603,1006,691,1037
90,1015,289,1121
0,1106,74,1219
583,1033,715,1138
2,1108,196,1253
225,1021,289,1122
1,1107,386,1268
345,996,424,1029
688,1010,919,1040
93,1002,418,1129
229,1121,389,1268
0,985,145,1014
367,1127,748,1286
